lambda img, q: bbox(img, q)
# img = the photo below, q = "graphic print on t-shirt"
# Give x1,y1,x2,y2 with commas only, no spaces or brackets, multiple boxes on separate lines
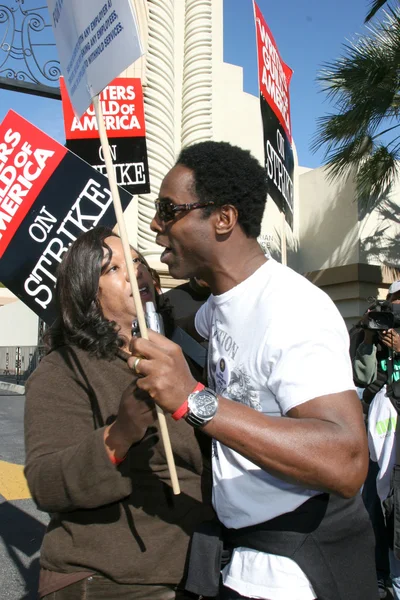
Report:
223,366,261,411
209,318,260,460
212,319,240,358
209,318,261,410
216,357,230,389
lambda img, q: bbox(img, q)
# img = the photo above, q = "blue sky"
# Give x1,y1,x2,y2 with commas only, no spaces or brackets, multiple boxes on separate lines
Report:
0,0,373,168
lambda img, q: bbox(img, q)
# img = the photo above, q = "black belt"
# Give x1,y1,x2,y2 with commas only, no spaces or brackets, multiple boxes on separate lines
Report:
185,493,377,600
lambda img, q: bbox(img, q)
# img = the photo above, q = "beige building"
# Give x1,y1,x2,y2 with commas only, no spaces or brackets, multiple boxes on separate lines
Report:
0,0,399,337
298,169,400,326
122,0,298,285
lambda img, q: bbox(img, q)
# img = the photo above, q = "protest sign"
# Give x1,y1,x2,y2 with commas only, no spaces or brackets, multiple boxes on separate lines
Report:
47,0,149,343
47,0,143,118
0,110,132,324
60,77,150,195
254,2,294,228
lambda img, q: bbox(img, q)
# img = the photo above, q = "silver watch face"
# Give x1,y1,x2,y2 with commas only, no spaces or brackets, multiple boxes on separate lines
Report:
190,389,218,418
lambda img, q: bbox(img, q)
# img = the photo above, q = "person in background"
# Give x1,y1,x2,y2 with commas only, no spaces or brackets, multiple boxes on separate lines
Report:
354,282,400,397
354,281,400,599
24,226,214,600
165,278,211,322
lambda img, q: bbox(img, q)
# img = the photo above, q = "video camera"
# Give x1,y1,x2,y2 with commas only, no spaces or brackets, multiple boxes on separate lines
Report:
363,300,400,330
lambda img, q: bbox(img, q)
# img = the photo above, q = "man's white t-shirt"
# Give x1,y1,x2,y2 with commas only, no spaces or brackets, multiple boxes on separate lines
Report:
195,258,355,599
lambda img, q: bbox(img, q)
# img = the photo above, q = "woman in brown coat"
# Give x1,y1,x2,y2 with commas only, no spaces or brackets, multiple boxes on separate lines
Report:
24,226,213,600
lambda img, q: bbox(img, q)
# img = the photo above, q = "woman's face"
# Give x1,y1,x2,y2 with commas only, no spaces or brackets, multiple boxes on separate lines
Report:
97,236,156,327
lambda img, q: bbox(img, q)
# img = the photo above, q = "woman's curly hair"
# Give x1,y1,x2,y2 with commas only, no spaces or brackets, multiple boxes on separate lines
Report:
45,226,173,359
176,141,268,239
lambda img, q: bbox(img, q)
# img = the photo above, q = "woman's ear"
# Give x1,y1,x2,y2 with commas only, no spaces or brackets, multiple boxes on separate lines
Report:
214,205,238,236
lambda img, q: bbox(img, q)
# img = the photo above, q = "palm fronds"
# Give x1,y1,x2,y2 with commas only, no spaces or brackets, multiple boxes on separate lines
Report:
313,7,400,203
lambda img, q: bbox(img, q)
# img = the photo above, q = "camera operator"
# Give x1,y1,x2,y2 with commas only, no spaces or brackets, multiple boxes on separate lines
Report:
354,281,400,599
355,283,400,390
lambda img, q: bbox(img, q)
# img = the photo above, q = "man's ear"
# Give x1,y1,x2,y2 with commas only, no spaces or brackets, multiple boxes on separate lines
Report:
214,205,238,235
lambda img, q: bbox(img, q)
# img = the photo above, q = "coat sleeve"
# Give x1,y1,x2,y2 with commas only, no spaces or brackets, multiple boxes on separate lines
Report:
353,342,378,387
24,360,133,513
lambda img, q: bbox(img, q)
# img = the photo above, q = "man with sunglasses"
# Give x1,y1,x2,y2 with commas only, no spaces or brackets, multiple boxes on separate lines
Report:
130,141,377,600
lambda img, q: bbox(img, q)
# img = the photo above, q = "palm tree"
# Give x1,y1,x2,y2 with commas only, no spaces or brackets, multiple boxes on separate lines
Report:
312,6,400,204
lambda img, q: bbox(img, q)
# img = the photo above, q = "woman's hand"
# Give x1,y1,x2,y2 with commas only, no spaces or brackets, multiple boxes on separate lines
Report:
104,380,156,461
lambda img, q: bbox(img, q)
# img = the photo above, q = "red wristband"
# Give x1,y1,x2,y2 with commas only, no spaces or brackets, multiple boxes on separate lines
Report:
171,400,188,421
171,382,205,421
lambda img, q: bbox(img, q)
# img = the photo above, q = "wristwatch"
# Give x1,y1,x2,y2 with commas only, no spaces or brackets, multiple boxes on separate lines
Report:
185,386,219,428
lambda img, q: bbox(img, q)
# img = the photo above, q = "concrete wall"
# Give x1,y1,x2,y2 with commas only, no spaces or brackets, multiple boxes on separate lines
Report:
0,288,18,307
297,167,360,273
358,178,400,269
298,166,400,275
298,167,400,327
0,301,39,346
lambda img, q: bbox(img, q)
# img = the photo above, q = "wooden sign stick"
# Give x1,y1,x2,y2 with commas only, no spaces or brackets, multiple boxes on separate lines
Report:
93,94,180,495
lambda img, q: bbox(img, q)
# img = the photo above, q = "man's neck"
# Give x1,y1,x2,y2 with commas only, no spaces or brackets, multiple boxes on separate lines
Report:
207,242,267,296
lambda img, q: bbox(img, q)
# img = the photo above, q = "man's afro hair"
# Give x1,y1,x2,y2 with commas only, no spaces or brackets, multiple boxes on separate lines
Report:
176,141,267,238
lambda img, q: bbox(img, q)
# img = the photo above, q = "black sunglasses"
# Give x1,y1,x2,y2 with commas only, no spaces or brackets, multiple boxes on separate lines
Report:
155,198,215,223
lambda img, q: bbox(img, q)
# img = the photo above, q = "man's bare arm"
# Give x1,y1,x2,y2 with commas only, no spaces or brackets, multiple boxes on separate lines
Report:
203,390,368,498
